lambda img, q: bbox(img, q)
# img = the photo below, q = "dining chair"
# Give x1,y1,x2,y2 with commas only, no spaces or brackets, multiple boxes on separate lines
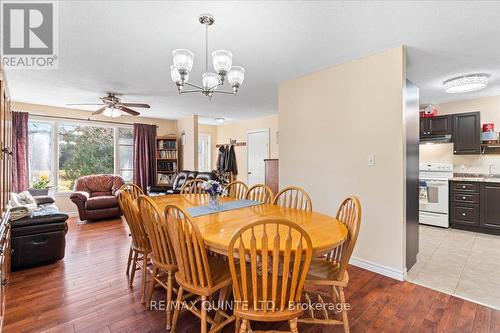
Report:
117,190,151,304
167,204,235,333
245,184,274,204
228,218,313,333
119,183,145,275
137,195,178,329
273,186,312,212
299,196,361,333
180,179,206,194
226,180,248,200
119,183,144,200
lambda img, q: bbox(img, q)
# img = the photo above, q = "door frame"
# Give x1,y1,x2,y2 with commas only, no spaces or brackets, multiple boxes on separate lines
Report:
198,132,212,172
246,128,270,185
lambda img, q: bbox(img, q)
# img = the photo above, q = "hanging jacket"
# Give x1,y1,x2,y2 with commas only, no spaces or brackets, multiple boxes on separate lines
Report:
226,145,238,175
216,146,226,172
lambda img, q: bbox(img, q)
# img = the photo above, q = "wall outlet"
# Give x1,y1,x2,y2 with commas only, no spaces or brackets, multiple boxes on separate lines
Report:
367,154,375,166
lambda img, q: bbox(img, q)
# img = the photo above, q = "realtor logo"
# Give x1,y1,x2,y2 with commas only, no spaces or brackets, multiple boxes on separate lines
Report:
2,1,58,68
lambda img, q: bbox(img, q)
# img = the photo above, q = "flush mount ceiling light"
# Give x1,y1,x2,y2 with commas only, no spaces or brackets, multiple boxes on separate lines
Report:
443,74,489,93
170,14,245,99
215,117,225,123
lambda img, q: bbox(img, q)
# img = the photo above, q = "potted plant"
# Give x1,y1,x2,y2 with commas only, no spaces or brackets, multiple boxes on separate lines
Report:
201,180,227,210
29,175,54,196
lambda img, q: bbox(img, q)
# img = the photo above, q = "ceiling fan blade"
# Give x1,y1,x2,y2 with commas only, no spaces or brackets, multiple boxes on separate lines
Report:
66,103,105,106
92,106,108,115
120,103,150,108
118,106,140,116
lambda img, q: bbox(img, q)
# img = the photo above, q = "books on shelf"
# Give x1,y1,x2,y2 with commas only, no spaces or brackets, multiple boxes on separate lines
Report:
158,150,177,159
157,161,177,172
157,139,177,150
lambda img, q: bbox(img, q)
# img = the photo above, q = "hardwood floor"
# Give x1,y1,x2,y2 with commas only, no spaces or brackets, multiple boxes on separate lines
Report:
4,217,500,333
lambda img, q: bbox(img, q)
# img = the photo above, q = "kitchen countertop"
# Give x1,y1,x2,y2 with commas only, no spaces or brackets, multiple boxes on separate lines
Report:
450,176,500,183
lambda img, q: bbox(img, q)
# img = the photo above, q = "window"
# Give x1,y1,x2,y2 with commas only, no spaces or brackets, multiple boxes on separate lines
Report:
118,128,133,182
28,118,134,192
58,124,114,191
28,121,55,185
198,133,211,172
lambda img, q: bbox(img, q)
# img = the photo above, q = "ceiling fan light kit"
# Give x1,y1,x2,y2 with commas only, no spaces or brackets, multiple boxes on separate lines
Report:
170,14,245,99
66,93,150,118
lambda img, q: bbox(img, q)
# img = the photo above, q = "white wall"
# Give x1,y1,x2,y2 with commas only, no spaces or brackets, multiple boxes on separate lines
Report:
177,115,198,171
279,47,407,278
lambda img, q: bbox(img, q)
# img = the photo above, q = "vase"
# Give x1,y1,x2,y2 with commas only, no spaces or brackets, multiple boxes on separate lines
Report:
208,195,220,210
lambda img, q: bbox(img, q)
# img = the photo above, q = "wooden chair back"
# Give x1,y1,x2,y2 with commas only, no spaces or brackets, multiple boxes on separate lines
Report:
273,186,312,212
228,218,313,313
119,183,144,200
165,204,214,289
326,196,361,279
118,190,150,252
226,181,248,200
245,184,273,204
137,195,176,269
180,179,206,195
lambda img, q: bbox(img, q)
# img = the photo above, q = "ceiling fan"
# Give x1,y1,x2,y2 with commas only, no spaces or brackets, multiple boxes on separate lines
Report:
66,93,150,117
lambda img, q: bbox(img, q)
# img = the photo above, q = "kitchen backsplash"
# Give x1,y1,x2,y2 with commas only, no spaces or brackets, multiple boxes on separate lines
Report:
420,143,500,175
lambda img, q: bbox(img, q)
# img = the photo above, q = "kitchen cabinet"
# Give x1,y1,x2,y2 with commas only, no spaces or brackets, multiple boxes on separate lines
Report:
420,115,452,137
450,181,480,227
452,112,481,155
450,180,500,234
480,183,500,231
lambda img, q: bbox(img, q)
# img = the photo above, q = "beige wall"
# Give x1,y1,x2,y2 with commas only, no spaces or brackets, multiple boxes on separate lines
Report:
177,115,198,171
421,96,500,174
279,47,407,276
198,124,218,170
13,102,177,214
216,115,279,183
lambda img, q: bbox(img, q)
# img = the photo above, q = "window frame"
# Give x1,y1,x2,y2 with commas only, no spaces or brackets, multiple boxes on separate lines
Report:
28,115,133,195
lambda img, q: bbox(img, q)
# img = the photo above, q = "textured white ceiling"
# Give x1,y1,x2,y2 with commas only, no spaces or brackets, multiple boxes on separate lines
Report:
5,1,500,124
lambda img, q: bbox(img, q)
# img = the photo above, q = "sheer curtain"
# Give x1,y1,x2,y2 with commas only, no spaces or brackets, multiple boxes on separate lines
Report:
12,111,29,193
133,123,157,191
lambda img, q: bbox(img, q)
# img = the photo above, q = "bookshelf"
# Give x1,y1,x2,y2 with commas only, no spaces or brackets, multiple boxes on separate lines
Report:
155,135,178,187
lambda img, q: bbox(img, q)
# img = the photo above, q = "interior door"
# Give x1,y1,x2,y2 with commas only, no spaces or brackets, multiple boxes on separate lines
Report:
247,130,270,186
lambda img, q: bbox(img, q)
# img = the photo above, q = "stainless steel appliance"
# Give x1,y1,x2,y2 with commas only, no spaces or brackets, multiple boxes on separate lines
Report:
419,163,453,228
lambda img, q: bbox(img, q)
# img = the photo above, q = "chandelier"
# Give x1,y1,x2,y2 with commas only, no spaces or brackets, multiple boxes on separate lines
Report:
170,14,245,99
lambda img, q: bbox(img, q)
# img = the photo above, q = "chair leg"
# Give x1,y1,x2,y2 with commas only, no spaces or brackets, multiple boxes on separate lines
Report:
201,295,207,333
146,266,157,308
171,287,184,333
129,250,139,287
126,246,133,275
239,319,249,333
166,270,173,330
140,254,148,303
234,318,241,333
212,285,230,329
339,286,350,333
289,318,298,333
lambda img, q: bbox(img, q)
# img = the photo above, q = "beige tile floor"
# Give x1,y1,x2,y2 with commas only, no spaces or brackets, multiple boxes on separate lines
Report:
407,225,500,310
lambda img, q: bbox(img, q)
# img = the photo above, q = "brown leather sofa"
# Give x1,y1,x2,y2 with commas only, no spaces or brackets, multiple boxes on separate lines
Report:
70,174,125,221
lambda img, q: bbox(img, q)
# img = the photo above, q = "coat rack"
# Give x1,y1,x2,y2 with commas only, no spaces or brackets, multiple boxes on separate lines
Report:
216,138,246,148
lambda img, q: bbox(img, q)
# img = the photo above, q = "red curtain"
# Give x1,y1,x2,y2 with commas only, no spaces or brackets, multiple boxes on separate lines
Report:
12,112,29,193
133,123,157,191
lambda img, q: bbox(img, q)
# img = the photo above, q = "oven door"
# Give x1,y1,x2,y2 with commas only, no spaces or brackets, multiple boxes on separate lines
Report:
419,179,449,214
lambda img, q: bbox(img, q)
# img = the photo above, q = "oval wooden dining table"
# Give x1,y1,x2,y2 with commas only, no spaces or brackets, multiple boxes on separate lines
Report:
151,194,347,255
150,194,348,256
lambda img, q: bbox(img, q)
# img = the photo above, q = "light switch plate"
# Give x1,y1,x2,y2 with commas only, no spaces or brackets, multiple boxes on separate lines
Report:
367,154,375,166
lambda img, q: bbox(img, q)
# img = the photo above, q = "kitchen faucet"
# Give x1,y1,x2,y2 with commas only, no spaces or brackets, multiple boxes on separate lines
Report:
489,164,495,177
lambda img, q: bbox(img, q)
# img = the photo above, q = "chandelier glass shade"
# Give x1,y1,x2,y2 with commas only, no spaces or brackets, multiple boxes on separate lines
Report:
102,107,122,118
170,14,245,99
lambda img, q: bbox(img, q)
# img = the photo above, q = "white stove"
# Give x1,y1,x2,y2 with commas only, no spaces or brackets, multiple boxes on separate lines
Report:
419,163,453,228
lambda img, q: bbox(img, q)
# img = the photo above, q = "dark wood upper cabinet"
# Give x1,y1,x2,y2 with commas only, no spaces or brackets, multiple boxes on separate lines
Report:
480,183,500,231
420,115,452,137
453,112,481,154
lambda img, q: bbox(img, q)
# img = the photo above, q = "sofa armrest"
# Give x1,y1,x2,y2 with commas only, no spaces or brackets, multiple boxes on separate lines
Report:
70,191,89,220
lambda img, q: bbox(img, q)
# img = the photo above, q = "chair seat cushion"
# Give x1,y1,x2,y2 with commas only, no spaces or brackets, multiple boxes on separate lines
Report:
86,196,118,210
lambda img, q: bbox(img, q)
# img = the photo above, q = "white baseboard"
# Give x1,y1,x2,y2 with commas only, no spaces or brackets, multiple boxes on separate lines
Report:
349,257,406,281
